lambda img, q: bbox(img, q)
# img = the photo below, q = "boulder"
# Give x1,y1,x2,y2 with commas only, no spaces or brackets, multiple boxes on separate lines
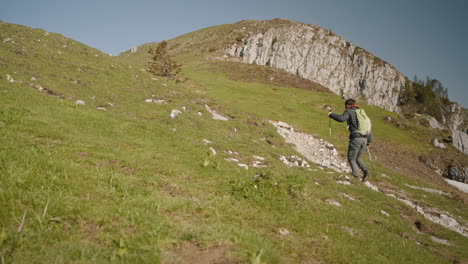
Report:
170,110,182,119
447,166,468,183
433,138,446,149
74,100,85,105
452,130,468,155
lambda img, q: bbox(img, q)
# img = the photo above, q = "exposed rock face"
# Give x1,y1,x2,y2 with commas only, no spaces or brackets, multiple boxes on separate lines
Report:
225,23,407,112
447,165,468,183
452,130,468,155
443,103,468,132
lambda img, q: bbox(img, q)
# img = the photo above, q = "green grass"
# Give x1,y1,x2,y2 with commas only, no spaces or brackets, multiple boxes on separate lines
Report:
1,21,467,263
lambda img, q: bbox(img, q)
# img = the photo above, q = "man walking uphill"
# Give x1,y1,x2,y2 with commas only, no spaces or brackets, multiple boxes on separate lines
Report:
328,99,372,182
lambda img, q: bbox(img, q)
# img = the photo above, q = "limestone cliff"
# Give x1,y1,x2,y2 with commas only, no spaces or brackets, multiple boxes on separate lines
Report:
224,21,407,112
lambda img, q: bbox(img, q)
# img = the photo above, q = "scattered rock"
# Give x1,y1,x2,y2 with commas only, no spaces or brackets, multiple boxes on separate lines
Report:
270,121,350,173
427,116,444,130
391,194,468,237
170,110,182,119
337,180,351,185
197,112,203,116
252,160,267,168
30,77,37,81
431,236,451,246
209,147,217,156
74,100,85,105
6,74,14,83
107,102,115,107
97,107,107,111
202,139,212,144
326,199,342,207
433,138,446,149
253,155,265,161
205,105,229,121
279,155,310,168
278,228,290,236
341,193,355,201
380,210,390,217
364,181,379,192
224,157,240,163
404,184,450,196
237,164,248,170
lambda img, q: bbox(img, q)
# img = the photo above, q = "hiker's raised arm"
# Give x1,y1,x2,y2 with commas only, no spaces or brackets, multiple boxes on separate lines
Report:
329,110,349,122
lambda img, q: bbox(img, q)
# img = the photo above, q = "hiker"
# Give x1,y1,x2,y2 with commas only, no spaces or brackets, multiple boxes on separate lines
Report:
328,99,372,181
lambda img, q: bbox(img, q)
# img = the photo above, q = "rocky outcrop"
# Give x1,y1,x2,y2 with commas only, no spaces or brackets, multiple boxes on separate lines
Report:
447,165,468,183
452,130,468,155
224,22,407,112
443,103,468,132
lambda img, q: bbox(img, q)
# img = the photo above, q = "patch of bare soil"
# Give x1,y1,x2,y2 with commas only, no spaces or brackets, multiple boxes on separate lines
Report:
163,242,238,264
209,61,331,93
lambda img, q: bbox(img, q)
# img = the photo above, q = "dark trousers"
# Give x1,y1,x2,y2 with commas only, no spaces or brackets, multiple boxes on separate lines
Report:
347,137,368,178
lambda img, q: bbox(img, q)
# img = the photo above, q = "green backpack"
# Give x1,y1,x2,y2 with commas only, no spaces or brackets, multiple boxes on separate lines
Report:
356,108,371,135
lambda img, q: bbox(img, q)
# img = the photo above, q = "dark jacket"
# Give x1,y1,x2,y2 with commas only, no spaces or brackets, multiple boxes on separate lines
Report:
329,106,372,144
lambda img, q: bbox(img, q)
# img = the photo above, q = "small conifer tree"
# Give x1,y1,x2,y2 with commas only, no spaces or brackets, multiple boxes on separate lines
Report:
147,41,181,80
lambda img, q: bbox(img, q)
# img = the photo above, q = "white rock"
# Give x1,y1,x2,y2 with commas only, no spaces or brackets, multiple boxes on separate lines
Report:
145,99,153,103
224,158,240,163
253,155,265,161
405,184,450,196
380,210,390,217
427,116,444,130
433,138,446,149
445,179,468,193
197,112,203,116
97,107,107,111
74,100,85,105
209,147,217,156
202,139,212,144
278,228,290,235
31,77,37,81
170,110,182,119
326,199,342,207
107,102,115,107
431,236,451,246
452,130,468,155
364,181,379,192
204,104,229,121
6,75,14,83
337,180,351,185
237,164,249,170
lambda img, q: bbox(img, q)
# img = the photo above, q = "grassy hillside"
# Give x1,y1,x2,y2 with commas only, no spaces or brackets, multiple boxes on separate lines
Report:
1,21,467,263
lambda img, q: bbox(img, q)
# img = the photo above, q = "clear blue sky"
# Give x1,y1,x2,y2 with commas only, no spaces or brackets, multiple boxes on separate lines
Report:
2,0,467,107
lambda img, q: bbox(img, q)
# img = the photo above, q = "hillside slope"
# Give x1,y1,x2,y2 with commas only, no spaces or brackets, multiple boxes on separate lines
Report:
1,21,468,263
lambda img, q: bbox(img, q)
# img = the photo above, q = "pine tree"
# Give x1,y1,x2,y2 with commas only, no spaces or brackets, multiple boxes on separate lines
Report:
147,41,181,80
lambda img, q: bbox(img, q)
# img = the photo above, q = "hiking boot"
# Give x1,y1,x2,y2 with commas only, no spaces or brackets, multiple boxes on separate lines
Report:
362,170,369,182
